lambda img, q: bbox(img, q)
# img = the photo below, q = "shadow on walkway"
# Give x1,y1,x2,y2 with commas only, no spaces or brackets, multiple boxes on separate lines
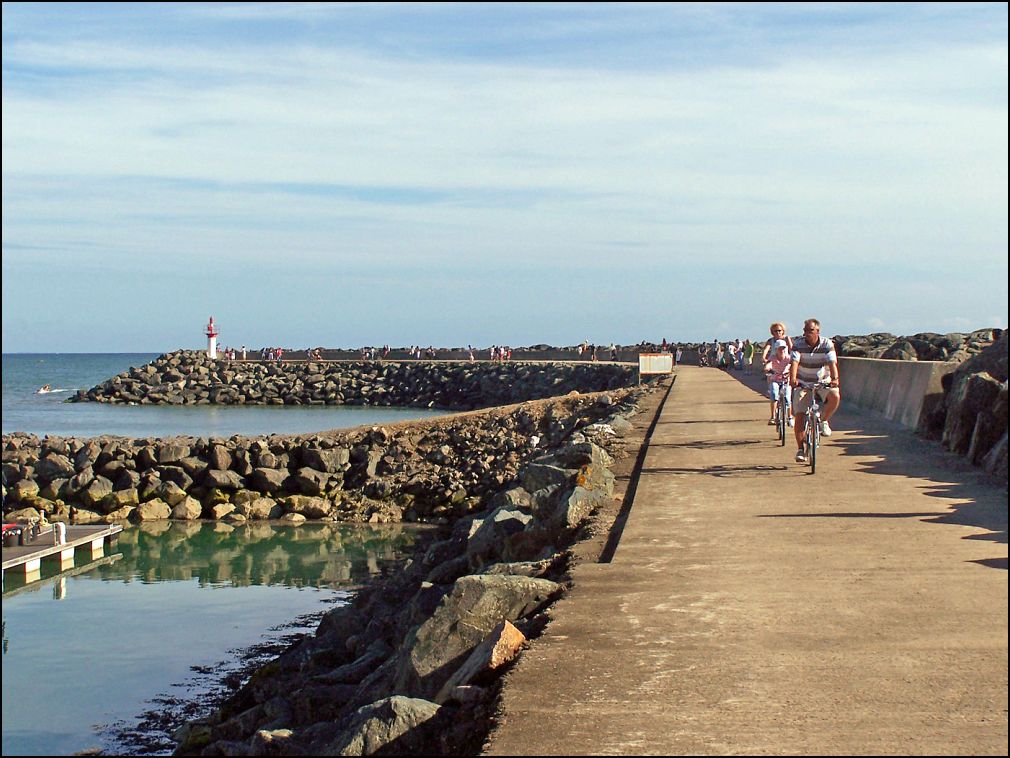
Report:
599,376,676,564
722,365,1008,562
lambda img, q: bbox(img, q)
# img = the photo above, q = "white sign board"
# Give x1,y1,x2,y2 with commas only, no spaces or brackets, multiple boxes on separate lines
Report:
638,353,673,375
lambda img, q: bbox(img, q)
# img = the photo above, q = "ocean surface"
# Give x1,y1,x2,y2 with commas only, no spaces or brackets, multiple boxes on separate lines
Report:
2,353,450,438
1,353,448,755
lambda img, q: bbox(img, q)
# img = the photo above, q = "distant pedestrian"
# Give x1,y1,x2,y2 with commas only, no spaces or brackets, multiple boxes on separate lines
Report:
675,345,683,365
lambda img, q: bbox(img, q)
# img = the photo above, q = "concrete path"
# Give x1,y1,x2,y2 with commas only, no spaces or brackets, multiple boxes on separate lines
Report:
484,366,1008,756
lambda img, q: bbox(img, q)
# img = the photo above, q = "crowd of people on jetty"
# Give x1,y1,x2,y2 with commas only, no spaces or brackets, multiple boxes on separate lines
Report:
697,338,758,372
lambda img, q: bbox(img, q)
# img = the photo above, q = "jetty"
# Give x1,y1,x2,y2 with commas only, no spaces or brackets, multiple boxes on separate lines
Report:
2,524,123,587
485,365,1008,755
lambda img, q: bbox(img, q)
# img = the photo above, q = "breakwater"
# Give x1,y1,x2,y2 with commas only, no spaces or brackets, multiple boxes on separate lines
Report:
3,387,647,529
68,351,637,409
168,384,655,756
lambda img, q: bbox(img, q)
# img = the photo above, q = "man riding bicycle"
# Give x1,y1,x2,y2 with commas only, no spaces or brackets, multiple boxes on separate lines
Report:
790,318,841,463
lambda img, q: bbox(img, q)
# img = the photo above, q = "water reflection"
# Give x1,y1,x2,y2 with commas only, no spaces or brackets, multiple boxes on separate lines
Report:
97,520,433,589
1,520,436,756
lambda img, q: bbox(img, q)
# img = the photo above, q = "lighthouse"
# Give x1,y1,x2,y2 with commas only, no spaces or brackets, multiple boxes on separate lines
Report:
205,316,219,359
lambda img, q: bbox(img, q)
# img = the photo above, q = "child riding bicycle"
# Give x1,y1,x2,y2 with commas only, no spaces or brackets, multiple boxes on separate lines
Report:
764,339,793,427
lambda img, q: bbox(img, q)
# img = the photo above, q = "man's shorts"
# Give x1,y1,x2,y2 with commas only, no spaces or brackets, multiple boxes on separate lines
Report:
768,380,791,404
792,384,840,413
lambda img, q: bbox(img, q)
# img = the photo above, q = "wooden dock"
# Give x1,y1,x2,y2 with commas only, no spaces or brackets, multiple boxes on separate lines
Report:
2,524,124,584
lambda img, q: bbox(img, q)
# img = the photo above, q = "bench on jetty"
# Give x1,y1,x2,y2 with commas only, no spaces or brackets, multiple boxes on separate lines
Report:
1,524,123,583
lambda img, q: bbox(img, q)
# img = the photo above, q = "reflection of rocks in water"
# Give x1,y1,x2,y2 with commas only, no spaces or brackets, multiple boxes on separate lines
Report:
92,521,434,589
137,520,173,538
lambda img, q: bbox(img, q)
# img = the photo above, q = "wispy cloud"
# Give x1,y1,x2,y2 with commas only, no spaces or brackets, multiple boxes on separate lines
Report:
2,3,1006,350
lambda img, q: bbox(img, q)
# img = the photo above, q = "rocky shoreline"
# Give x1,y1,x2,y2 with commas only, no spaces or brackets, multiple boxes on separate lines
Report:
3,382,652,528
164,382,661,756
4,370,663,756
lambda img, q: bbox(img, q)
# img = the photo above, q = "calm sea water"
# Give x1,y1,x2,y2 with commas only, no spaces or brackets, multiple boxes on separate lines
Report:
2,521,433,756
1,353,446,755
2,353,449,438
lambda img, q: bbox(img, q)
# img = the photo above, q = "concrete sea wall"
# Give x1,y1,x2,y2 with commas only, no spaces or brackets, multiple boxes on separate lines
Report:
838,357,957,431
838,333,1007,480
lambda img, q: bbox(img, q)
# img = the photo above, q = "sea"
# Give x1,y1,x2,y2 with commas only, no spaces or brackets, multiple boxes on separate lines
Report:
2,353,449,438
1,353,447,756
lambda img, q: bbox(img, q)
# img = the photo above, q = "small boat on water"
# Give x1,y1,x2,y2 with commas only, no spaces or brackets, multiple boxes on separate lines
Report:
36,384,53,394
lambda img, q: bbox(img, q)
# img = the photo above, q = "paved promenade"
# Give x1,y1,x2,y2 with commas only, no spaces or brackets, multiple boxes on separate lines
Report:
485,366,1008,756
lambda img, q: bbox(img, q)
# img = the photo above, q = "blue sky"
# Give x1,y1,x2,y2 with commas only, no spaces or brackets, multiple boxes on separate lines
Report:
2,2,1007,352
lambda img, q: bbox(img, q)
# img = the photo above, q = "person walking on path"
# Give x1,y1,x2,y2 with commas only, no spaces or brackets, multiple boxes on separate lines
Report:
790,318,841,462
742,339,755,374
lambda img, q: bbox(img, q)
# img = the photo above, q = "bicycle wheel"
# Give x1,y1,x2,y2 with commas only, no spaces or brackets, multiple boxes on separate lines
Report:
778,400,787,445
805,412,816,473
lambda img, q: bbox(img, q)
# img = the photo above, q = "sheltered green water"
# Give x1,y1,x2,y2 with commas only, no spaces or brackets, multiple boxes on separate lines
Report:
1,520,434,756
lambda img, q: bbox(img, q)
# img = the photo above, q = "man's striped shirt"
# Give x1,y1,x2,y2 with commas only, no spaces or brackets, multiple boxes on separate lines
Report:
791,336,837,382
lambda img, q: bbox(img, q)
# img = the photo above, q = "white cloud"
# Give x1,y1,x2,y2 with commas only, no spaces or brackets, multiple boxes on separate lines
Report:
2,4,1006,348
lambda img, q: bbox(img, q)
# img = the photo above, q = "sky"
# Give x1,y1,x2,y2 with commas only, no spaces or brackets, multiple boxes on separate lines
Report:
2,2,1007,352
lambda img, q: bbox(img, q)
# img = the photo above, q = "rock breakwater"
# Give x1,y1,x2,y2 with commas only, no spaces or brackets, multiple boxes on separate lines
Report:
833,328,1000,362
69,351,637,409
926,331,1008,480
3,387,649,529
168,383,658,756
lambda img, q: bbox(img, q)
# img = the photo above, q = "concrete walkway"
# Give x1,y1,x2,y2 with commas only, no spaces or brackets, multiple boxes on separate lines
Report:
485,366,1008,756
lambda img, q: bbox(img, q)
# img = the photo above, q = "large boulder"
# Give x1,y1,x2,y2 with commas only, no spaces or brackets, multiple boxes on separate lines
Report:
135,498,172,521
204,469,246,490
546,485,611,530
9,479,40,503
77,475,114,511
158,443,190,464
35,453,76,483
156,480,189,506
248,467,288,493
102,488,140,513
283,495,332,519
434,620,526,703
208,445,233,471
395,574,561,699
235,496,283,520
291,467,331,496
302,448,350,473
943,373,1004,455
171,496,203,520
466,507,534,566
520,462,573,492
315,696,442,756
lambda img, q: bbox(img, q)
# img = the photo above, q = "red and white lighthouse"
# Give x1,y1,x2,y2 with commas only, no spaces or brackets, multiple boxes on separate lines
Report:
205,316,219,359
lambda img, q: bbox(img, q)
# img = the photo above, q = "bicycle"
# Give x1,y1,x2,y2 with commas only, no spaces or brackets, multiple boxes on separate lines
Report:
768,373,790,446
795,380,832,473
